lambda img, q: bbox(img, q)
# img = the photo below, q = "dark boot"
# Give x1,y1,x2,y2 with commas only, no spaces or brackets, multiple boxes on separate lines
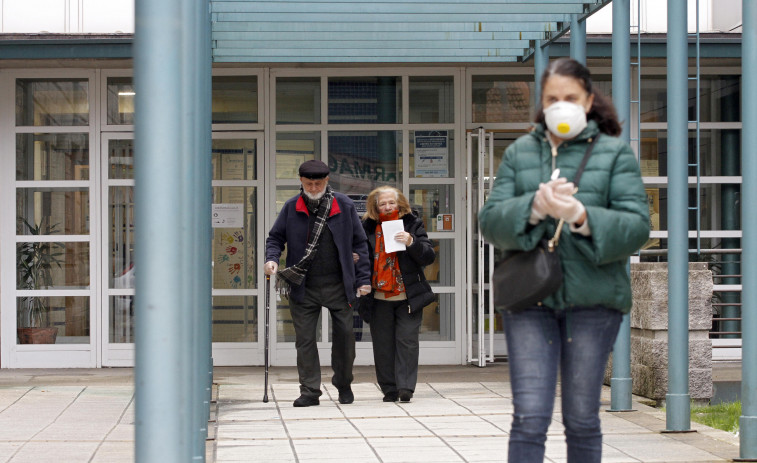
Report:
293,395,320,407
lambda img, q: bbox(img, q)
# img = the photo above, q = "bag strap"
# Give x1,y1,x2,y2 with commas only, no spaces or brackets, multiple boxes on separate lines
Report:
548,134,601,249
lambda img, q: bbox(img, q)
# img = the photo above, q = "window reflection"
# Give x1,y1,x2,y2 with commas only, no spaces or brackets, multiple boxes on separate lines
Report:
327,131,402,195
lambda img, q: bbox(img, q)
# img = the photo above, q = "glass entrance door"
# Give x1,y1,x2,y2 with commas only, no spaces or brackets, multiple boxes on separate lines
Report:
466,128,512,366
100,132,265,366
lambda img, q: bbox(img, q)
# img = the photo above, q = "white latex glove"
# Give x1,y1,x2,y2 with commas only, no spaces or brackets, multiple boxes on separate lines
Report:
529,189,549,224
263,261,278,275
530,178,570,225
541,186,586,224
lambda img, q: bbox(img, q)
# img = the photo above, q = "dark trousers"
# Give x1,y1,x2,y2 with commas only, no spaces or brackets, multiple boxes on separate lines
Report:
289,275,355,398
369,298,423,394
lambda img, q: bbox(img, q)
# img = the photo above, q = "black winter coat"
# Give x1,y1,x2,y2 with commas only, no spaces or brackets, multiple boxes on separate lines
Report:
362,212,437,314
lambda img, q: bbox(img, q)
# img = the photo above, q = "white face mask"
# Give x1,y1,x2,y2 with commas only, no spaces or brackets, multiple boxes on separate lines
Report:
544,101,588,139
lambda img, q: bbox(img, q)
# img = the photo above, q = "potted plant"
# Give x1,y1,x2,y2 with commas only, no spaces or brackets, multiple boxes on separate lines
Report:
16,218,63,344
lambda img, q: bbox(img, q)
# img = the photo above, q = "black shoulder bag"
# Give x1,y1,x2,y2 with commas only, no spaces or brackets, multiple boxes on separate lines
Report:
492,135,599,313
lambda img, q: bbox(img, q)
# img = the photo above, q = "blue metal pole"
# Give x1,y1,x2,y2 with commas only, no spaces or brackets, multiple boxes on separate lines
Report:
134,0,191,460
534,42,549,106
666,0,691,432
570,14,586,65
740,0,757,457
182,1,211,460
179,2,200,458
193,0,213,459
610,0,633,412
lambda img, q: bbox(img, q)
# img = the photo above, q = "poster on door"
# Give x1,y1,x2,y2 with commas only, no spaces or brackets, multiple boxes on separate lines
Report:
414,130,449,177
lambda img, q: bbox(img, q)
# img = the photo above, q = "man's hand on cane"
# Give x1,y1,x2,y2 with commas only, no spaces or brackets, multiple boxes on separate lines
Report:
264,261,278,275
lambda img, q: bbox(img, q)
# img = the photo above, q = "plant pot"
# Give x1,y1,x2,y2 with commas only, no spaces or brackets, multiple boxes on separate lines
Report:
17,327,58,344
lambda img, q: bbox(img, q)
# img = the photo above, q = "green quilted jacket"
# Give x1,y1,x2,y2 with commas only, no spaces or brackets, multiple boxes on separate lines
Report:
479,121,650,313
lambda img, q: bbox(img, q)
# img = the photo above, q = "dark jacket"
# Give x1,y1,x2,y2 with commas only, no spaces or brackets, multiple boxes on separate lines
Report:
362,211,437,314
265,191,371,304
479,121,650,313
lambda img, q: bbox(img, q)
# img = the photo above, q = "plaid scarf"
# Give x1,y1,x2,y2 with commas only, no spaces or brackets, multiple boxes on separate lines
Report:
276,185,334,296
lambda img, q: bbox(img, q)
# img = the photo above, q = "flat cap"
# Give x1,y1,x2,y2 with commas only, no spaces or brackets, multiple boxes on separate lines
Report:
298,160,330,179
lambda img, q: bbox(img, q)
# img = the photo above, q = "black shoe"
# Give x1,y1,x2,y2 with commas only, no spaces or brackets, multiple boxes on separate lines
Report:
338,387,354,404
398,389,413,403
383,392,399,402
293,395,320,407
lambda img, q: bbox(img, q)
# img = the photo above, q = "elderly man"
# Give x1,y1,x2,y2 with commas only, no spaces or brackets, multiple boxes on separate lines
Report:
264,160,372,407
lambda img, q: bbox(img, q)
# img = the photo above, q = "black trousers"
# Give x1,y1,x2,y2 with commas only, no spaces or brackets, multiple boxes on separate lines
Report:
289,275,355,398
369,298,423,394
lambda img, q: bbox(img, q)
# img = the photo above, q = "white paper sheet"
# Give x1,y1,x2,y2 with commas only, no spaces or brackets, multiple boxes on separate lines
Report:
381,220,406,253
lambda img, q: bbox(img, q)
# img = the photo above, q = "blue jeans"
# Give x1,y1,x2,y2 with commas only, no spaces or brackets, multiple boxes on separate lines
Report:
502,305,622,463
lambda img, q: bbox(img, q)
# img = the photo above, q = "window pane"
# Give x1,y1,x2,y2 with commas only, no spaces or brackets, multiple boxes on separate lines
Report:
276,132,320,179
277,77,321,124
328,131,402,195
17,296,89,344
16,133,89,181
409,185,454,233
328,77,401,124
471,76,532,123
410,130,454,178
409,76,454,123
425,239,454,286
17,188,89,235
419,293,453,341
213,75,258,124
212,139,257,180
110,295,134,343
16,242,89,289
16,79,89,126
212,296,257,342
108,139,134,180
276,186,301,215
641,185,741,236
110,186,135,288
106,77,134,125
640,130,742,177
212,187,257,290
641,75,741,123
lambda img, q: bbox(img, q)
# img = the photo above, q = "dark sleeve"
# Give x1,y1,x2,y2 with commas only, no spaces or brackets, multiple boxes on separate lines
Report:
265,205,288,263
350,206,371,286
405,216,436,267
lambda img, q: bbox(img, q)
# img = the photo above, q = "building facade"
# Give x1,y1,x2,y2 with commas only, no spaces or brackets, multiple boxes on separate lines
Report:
0,1,745,367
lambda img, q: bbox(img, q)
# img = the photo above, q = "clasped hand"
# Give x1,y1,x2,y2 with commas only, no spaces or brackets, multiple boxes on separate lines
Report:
533,178,586,224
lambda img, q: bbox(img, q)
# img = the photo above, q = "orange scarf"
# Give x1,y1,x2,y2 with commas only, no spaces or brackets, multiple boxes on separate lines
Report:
372,210,405,297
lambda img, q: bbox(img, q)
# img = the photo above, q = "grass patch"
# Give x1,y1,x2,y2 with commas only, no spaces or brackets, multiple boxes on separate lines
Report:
691,401,741,434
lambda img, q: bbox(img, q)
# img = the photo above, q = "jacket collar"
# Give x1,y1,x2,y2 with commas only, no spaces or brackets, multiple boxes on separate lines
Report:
295,195,341,217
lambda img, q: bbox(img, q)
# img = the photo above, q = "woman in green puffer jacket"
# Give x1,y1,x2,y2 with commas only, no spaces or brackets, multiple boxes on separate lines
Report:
478,58,650,463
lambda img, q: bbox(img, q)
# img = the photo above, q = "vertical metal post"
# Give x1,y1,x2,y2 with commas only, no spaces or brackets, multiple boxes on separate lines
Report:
190,1,213,459
534,42,549,106
180,2,200,458
665,0,691,432
134,0,191,460
610,0,633,412
740,0,757,457
570,14,587,65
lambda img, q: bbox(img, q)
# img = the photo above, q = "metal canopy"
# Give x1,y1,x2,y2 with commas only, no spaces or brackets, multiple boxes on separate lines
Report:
211,0,612,63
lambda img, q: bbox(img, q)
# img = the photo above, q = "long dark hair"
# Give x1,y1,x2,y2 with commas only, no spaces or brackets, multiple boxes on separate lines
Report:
533,58,622,136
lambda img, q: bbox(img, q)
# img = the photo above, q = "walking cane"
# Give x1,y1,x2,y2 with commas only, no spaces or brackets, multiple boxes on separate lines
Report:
263,274,271,403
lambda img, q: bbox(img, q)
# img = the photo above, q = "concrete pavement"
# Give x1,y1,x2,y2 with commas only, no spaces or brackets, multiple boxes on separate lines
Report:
0,364,743,462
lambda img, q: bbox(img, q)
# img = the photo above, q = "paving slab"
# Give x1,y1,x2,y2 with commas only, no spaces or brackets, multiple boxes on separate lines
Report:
0,364,745,462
